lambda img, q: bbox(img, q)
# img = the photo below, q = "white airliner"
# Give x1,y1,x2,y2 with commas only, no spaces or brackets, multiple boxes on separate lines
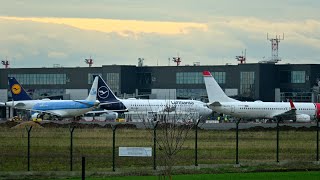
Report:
203,71,320,122
4,77,100,120
95,75,213,118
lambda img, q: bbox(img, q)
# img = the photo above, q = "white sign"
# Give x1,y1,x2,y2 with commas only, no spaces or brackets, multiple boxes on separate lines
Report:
119,147,152,157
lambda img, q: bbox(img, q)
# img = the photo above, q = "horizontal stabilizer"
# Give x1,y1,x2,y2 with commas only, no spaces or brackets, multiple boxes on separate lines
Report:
209,101,222,107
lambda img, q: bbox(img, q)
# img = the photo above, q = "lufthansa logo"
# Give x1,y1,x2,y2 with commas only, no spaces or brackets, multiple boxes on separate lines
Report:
98,86,109,99
11,84,21,95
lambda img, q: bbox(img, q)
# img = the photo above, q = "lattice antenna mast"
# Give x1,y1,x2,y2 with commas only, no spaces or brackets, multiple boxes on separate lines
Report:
1,57,10,68
85,56,94,67
267,33,284,63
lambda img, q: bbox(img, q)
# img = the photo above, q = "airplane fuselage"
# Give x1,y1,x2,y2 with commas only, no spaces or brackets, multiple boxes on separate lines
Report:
6,100,99,118
101,99,212,117
213,101,320,120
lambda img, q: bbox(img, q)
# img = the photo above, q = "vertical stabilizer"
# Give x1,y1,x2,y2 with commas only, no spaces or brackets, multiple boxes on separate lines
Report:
94,75,120,103
203,71,238,103
8,77,32,101
86,76,99,102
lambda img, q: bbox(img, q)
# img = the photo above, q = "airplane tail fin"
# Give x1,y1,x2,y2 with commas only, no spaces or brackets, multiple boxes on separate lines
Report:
94,75,120,103
85,76,99,102
203,71,238,103
8,77,32,101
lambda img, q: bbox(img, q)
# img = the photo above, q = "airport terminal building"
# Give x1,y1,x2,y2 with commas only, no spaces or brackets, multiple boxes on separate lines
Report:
1,63,320,118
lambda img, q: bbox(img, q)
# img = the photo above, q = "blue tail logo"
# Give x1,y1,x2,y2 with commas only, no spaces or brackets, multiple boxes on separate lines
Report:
98,86,109,99
8,77,32,101
94,75,119,103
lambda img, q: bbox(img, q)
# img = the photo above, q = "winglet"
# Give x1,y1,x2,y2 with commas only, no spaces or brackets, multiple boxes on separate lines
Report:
289,99,296,110
203,71,212,77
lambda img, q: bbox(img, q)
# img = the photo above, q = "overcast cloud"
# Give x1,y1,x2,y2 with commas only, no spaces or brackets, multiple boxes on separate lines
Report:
0,1,319,68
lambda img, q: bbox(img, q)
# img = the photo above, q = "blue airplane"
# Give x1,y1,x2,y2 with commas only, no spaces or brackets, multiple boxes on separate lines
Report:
5,76,100,120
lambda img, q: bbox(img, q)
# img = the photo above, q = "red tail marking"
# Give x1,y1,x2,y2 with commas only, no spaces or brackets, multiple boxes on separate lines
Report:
315,103,320,119
289,99,296,110
203,71,212,76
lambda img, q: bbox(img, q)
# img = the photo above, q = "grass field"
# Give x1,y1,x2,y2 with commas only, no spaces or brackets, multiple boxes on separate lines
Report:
0,122,319,173
78,171,320,180
108,171,320,180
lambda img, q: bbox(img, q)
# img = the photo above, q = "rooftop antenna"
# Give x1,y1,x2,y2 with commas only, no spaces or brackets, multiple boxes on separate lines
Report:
172,53,181,66
138,57,144,67
260,33,284,63
236,49,246,64
85,56,94,67
1,57,10,68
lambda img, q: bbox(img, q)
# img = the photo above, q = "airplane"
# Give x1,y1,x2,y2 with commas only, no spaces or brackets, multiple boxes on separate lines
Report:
94,75,213,118
202,70,320,122
4,76,100,120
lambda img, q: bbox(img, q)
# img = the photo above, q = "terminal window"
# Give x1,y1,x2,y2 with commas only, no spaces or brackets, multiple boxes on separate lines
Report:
280,71,306,84
8,74,67,85
176,72,225,84
240,71,255,98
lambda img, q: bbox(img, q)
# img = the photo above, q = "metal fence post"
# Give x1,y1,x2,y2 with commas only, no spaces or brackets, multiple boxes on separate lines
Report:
26,126,33,171
236,119,240,165
195,120,200,166
69,126,75,171
82,156,85,180
153,121,158,170
112,125,117,172
317,118,319,161
276,119,280,163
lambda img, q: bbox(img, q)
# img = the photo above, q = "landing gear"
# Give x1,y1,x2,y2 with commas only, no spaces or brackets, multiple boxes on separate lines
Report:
73,116,81,121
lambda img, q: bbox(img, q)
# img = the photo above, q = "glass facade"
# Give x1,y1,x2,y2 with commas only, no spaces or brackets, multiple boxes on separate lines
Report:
8,89,65,100
176,72,225,84
88,73,120,94
280,92,312,102
88,73,102,84
176,89,207,101
280,71,306,83
291,71,305,83
8,74,67,85
106,73,120,94
240,71,255,97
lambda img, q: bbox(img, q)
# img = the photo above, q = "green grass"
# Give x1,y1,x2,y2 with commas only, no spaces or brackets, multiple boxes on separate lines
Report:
60,171,320,180
0,126,318,172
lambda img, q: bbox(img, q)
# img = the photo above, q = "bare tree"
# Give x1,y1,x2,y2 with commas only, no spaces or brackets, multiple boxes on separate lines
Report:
136,100,200,179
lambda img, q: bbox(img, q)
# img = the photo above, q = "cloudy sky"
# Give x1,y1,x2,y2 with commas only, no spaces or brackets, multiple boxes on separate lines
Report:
1,0,319,68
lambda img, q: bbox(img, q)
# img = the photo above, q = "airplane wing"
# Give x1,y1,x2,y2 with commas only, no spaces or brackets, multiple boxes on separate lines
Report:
99,101,122,106
272,100,297,119
27,109,63,117
86,109,112,114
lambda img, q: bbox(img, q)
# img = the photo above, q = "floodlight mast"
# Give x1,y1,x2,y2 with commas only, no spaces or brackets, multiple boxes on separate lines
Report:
85,57,94,67
1,57,10,68
236,49,246,64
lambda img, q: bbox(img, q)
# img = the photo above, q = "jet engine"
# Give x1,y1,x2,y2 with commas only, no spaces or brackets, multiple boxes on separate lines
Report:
294,114,311,122
31,113,40,119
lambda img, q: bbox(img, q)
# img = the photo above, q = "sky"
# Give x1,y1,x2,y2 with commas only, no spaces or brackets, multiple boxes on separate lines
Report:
1,0,320,68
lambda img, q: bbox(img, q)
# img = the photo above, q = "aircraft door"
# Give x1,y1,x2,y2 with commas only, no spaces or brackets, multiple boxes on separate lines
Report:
231,105,235,113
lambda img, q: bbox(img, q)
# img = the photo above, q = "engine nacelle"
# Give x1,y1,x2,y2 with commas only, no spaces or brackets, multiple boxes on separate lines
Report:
295,114,311,122
31,113,39,119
